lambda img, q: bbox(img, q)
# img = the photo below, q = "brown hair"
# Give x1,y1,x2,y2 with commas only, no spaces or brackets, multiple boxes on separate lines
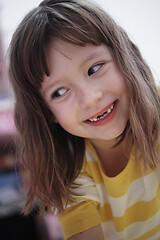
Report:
9,0,160,214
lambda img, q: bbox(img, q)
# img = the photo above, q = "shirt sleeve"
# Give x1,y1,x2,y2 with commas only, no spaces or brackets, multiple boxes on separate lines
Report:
58,173,101,239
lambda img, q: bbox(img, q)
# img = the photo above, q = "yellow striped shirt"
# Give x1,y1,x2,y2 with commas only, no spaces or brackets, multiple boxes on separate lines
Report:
58,140,160,240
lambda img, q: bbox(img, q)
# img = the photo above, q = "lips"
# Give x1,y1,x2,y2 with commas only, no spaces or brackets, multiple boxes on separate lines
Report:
85,100,117,122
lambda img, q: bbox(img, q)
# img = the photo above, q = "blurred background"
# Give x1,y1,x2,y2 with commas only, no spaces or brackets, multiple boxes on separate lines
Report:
0,0,160,239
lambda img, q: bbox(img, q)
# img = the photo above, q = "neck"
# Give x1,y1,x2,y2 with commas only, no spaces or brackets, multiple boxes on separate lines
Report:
90,138,118,152
89,138,130,177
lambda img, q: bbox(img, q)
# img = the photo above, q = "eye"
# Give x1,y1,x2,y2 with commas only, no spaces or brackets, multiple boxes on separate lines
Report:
52,87,68,99
88,63,104,76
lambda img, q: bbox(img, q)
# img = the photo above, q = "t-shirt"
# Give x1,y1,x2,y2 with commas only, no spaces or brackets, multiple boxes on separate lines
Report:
58,140,160,240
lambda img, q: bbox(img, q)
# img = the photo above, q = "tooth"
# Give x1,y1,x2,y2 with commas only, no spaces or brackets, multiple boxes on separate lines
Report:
89,118,97,122
99,116,104,120
88,103,115,122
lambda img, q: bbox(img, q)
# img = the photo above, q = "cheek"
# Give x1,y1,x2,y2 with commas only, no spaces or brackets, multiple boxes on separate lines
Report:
105,66,126,92
52,106,82,136
51,105,74,126
114,74,127,91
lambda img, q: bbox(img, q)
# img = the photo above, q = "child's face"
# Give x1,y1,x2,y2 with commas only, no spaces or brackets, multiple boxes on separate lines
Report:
41,38,129,144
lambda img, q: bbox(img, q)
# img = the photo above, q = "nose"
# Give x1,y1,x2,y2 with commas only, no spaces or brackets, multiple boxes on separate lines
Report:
79,84,103,109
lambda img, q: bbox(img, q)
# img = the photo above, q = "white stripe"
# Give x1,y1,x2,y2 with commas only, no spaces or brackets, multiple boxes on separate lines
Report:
100,210,160,240
85,141,160,217
69,169,160,218
95,183,109,206
70,175,100,203
146,231,160,240
109,171,159,217
85,145,98,162
101,221,118,240
96,170,160,217
120,210,160,239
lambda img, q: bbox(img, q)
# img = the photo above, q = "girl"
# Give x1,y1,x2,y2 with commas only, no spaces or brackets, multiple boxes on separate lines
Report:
9,0,160,239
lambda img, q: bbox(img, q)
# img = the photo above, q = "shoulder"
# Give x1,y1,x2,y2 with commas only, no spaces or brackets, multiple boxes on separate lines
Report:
58,141,103,239
69,140,102,203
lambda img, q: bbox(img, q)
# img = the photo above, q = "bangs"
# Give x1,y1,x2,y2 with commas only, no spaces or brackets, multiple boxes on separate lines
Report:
10,0,111,92
46,7,107,46
25,1,110,86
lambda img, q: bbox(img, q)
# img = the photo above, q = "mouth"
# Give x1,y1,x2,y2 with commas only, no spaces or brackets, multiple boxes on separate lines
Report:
85,100,117,123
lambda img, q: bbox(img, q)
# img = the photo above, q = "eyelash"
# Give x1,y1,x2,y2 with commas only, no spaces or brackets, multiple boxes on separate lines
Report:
88,63,104,76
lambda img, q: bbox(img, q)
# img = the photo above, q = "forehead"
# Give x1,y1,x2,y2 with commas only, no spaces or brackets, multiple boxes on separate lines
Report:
45,38,113,67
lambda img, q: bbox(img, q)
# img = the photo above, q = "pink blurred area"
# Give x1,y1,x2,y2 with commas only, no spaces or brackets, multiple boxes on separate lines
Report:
0,109,16,136
37,214,63,240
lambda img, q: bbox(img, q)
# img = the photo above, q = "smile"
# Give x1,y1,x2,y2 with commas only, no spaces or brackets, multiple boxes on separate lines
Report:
87,101,116,122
